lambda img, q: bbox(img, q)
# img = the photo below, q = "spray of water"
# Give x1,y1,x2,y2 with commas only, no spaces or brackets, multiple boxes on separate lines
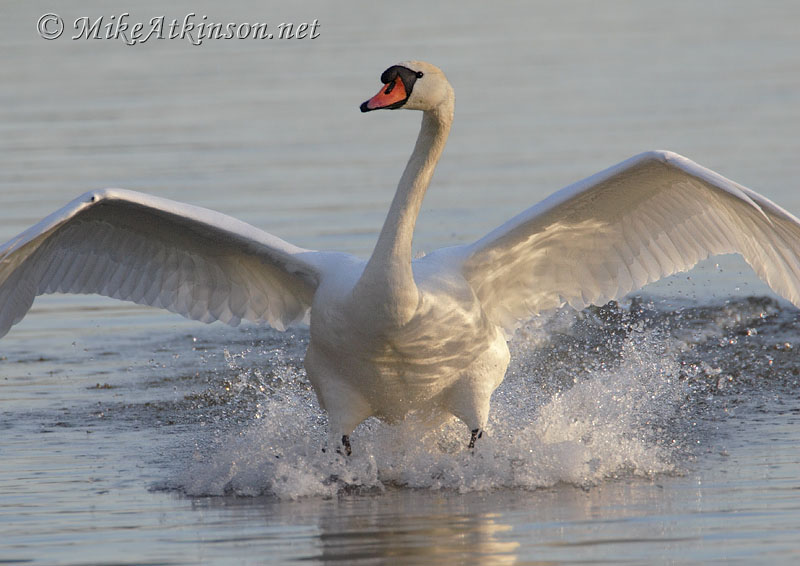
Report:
176,302,695,499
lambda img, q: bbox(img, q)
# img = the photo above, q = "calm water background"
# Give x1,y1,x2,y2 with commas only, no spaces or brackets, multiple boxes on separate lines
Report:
2,1,800,564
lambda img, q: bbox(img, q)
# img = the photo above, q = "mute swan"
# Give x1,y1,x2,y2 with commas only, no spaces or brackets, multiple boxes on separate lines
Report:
2,61,800,455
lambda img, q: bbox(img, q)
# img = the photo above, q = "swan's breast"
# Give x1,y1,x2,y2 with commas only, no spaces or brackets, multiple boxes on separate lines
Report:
304,255,509,424
314,261,498,373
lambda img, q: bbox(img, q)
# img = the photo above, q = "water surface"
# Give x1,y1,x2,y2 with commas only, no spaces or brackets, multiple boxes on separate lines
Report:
2,1,800,564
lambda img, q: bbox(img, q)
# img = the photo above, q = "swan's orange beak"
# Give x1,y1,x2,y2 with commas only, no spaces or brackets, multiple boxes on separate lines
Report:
360,77,408,112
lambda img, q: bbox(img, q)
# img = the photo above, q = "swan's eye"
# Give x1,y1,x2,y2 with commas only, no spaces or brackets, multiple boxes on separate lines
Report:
416,71,424,78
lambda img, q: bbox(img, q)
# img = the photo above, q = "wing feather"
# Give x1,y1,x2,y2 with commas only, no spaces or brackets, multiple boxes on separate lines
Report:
0,189,339,337
459,150,800,333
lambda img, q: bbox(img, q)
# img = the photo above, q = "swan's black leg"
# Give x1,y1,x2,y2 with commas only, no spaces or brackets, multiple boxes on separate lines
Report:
341,435,352,456
468,428,483,449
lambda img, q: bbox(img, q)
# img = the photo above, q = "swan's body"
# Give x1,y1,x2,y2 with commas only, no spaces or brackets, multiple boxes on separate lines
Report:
2,61,800,453
306,249,509,444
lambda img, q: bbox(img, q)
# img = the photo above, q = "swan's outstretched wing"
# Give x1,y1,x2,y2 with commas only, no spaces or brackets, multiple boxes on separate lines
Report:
0,189,335,337
459,150,800,333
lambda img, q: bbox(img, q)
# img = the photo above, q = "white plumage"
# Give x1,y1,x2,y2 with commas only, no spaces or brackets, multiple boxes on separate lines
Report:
460,150,800,332
2,61,799,453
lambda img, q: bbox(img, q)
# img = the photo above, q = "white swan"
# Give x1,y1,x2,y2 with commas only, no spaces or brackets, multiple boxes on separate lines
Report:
2,61,800,454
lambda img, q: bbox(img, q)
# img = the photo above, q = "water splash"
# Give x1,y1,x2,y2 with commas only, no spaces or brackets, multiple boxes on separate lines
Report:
176,301,701,499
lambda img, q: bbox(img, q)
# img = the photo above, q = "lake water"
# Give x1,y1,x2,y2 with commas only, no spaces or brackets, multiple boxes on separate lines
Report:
2,1,800,564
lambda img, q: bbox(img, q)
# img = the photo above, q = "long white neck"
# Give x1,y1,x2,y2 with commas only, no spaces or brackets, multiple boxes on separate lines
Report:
355,96,454,325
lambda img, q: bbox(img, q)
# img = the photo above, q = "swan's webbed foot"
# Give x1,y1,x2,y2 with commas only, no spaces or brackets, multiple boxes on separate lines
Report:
468,428,483,449
322,435,352,456
341,435,352,456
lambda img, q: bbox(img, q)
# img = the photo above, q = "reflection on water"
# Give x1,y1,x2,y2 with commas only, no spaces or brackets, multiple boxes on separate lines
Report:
311,493,519,565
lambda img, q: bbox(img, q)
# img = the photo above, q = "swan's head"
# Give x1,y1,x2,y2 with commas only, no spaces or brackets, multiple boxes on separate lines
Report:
360,61,451,113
